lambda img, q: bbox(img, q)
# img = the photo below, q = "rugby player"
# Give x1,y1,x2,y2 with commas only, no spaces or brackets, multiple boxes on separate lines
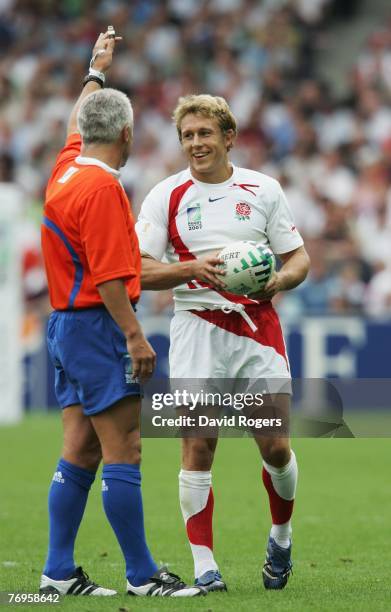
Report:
136,94,310,592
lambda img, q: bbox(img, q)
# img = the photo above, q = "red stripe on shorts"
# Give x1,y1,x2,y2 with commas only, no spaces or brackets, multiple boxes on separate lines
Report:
191,303,289,366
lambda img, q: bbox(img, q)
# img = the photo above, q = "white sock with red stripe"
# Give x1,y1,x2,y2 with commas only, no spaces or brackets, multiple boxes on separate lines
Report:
262,450,298,549
179,469,218,578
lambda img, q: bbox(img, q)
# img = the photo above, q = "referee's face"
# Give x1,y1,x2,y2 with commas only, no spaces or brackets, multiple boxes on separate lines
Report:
180,113,233,183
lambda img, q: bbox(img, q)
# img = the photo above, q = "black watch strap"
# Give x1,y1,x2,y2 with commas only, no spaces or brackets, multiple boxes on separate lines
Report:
83,74,104,88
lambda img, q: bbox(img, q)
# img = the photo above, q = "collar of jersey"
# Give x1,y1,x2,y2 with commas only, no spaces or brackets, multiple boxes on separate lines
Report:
189,164,236,188
75,155,120,179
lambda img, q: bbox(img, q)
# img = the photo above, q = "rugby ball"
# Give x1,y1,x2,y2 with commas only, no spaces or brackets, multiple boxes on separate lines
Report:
218,241,275,296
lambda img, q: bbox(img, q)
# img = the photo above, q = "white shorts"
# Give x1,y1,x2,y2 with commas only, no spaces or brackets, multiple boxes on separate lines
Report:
169,304,291,396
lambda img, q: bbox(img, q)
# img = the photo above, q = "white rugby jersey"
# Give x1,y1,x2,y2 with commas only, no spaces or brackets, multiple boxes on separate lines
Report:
136,165,303,311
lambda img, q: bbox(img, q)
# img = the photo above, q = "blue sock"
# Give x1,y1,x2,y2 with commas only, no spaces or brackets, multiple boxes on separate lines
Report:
102,463,157,586
43,458,95,580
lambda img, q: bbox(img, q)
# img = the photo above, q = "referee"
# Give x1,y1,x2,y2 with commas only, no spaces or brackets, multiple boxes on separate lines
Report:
39,29,204,598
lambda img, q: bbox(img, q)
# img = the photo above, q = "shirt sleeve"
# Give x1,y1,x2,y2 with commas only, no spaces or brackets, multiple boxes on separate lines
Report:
135,185,168,261
266,181,304,254
79,185,137,285
54,133,82,169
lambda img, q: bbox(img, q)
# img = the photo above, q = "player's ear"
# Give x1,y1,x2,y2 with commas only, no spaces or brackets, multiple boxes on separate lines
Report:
224,128,235,152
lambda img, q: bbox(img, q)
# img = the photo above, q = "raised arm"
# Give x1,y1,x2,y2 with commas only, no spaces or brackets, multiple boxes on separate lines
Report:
67,29,122,137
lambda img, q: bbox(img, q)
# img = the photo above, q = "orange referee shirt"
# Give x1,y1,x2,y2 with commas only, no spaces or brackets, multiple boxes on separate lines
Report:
41,133,141,310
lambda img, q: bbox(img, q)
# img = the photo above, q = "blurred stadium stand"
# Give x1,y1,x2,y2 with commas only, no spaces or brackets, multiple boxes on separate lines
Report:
0,0,390,411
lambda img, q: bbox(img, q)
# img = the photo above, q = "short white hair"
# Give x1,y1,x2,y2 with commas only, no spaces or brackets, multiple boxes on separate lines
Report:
77,88,134,144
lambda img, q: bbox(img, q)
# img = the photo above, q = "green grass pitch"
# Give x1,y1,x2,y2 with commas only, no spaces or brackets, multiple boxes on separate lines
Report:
0,414,390,611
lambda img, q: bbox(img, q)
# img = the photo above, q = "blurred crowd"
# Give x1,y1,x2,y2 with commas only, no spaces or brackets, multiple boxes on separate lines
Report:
1,0,391,318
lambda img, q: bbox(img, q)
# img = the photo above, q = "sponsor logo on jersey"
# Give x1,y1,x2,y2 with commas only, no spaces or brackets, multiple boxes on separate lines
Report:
235,202,251,221
208,196,226,202
231,183,259,196
187,203,202,230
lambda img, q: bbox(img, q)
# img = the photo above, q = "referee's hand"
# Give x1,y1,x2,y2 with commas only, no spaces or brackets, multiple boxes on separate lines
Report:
91,28,122,74
126,333,156,383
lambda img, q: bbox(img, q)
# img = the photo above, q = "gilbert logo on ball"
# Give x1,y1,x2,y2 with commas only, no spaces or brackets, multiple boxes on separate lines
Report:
218,241,276,296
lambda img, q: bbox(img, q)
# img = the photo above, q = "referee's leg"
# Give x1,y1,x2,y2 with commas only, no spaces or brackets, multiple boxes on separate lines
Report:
62,404,101,470
90,396,141,464
43,405,101,579
90,396,158,586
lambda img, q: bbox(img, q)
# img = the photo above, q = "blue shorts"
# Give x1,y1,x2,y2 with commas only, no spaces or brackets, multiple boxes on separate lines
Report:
47,307,141,415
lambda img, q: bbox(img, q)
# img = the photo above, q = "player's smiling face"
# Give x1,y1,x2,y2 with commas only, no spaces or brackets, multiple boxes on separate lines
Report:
180,113,234,183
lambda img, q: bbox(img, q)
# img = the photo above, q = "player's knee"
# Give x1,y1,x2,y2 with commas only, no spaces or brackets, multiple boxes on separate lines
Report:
261,440,291,468
182,439,215,470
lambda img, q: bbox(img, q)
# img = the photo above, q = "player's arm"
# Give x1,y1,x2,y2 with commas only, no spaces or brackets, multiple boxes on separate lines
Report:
276,245,310,289
67,29,122,137
141,253,226,290
97,279,156,382
253,245,310,300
